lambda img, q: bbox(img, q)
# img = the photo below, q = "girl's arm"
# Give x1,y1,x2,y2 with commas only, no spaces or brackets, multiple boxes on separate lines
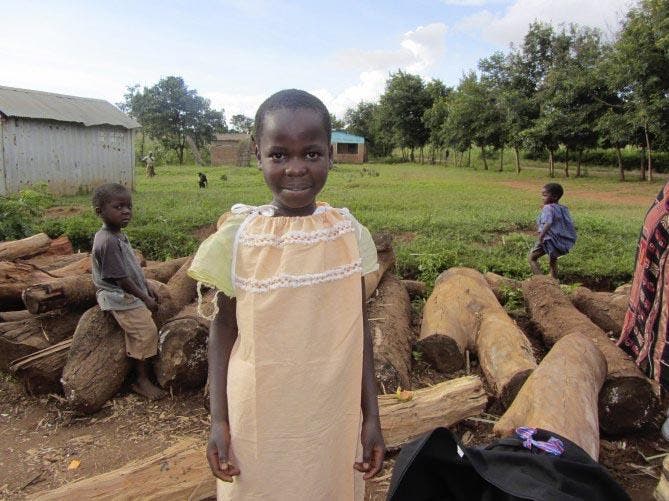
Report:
354,277,385,479
207,293,241,482
117,277,157,312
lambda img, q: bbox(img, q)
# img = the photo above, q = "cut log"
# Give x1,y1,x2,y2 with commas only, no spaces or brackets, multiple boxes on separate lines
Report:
655,454,669,501
614,283,632,296
570,286,628,337
368,274,414,394
401,279,426,298
32,437,215,501
61,280,180,414
365,248,395,300
484,271,521,304
523,275,658,434
21,252,87,272
0,232,51,260
0,261,55,309
0,310,32,322
0,309,82,370
9,339,72,395
154,292,215,391
164,256,196,310
143,256,190,283
494,333,607,461
380,375,487,449
41,234,73,256
22,274,97,314
48,254,91,277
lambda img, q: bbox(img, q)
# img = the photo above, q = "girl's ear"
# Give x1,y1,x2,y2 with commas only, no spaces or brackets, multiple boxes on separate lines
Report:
328,144,334,168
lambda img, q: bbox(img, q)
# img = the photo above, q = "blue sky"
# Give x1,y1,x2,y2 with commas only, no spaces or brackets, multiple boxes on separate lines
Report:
0,0,636,119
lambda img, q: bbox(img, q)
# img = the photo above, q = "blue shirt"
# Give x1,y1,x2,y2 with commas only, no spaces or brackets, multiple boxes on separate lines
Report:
537,203,576,254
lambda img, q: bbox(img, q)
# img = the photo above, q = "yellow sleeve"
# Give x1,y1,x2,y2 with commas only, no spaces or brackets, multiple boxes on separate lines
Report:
346,211,378,276
187,213,245,297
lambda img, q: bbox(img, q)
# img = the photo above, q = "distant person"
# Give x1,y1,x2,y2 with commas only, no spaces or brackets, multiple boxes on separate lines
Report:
188,89,384,499
618,181,669,438
142,152,155,177
528,183,576,279
91,183,166,401
198,172,208,188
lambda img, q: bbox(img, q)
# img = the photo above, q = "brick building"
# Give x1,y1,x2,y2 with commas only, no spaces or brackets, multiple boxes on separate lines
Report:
209,133,253,166
332,131,367,164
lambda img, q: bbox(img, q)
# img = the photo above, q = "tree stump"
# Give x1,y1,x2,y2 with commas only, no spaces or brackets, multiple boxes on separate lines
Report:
9,339,72,395
367,274,414,394
494,333,606,461
523,275,658,434
570,286,628,337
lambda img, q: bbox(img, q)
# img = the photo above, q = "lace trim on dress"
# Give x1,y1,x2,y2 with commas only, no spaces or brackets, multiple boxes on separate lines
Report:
235,260,362,294
239,219,354,248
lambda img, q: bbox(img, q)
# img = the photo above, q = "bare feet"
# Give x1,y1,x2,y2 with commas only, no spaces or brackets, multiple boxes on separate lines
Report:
132,376,167,400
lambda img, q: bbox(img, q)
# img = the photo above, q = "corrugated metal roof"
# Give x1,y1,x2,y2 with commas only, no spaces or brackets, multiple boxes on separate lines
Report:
0,85,140,129
332,130,365,144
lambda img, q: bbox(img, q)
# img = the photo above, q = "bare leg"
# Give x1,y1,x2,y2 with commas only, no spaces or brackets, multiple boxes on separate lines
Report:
549,256,558,280
528,249,544,275
132,359,167,400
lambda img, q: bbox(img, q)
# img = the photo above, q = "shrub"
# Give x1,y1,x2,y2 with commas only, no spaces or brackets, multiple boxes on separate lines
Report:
0,186,53,240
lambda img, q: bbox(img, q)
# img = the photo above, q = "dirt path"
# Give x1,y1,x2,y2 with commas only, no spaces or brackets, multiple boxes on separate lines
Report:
501,180,657,206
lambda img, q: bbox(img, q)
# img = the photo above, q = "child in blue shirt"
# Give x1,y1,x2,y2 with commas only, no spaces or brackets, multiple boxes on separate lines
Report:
529,183,576,279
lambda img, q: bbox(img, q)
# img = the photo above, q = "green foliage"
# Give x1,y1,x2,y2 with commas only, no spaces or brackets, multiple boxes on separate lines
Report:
230,114,254,134
498,284,524,311
0,186,53,240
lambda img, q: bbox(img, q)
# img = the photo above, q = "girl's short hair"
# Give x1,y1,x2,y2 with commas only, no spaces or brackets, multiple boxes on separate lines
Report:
543,183,564,200
92,183,130,208
254,89,331,145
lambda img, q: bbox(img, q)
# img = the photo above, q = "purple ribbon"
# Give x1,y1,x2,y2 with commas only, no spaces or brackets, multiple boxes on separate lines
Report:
515,427,565,456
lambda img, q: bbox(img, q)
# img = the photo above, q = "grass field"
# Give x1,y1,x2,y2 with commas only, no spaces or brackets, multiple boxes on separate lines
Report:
39,161,667,288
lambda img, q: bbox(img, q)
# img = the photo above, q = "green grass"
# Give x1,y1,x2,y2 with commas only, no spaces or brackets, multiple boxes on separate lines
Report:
37,161,665,288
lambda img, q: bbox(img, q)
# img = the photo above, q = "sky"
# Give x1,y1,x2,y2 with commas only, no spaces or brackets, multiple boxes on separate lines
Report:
0,0,637,120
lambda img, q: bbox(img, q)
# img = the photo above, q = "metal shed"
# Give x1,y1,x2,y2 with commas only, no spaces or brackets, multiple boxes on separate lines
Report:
0,85,140,196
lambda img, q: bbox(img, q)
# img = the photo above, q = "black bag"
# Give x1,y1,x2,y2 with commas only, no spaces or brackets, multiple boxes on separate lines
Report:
387,427,629,501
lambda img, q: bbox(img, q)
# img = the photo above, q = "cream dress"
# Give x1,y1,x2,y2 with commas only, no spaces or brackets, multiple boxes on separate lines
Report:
189,203,378,500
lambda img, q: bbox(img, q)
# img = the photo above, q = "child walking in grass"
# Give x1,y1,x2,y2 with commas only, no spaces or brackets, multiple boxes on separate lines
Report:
188,89,384,499
528,182,577,279
91,183,166,400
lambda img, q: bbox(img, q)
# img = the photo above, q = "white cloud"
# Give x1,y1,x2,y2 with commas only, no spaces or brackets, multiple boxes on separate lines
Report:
456,0,637,45
441,0,488,5
313,70,389,117
205,91,266,119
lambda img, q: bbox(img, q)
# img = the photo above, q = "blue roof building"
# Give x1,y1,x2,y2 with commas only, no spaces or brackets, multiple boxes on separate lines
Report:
331,130,367,163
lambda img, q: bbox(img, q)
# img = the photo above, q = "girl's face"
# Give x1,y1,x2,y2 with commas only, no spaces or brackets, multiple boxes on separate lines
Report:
255,108,332,216
541,187,557,205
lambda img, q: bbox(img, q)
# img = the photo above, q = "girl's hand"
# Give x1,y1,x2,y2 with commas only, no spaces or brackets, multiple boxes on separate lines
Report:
207,421,240,482
354,418,385,479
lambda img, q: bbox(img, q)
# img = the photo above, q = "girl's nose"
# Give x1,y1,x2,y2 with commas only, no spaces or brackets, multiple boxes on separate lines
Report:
285,161,307,176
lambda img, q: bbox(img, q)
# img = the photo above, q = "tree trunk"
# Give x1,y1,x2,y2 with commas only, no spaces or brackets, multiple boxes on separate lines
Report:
0,261,56,309
21,252,87,272
9,339,72,395
0,233,52,261
467,147,471,168
48,254,91,277
483,272,521,304
143,257,190,283
368,274,414,394
418,268,536,408
569,286,628,338
522,275,658,434
616,146,625,181
380,375,487,449
32,438,216,501
0,310,32,322
401,279,426,298
640,146,646,181
364,248,395,301
514,146,521,173
0,309,82,370
61,280,178,414
185,135,204,166
645,121,653,182
564,146,569,178
493,333,606,461
410,147,415,163
548,149,554,177
481,146,488,170
498,147,504,172
576,149,582,177
164,256,197,309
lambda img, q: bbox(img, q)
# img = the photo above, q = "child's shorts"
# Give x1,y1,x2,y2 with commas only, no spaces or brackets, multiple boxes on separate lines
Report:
110,306,158,360
530,240,566,259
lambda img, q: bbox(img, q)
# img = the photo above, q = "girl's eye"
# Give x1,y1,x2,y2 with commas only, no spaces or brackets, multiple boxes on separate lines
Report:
306,152,320,160
270,152,285,160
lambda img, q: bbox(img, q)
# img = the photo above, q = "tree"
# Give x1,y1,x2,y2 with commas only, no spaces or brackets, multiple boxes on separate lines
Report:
230,114,254,134
596,109,632,181
123,77,226,164
344,102,392,157
329,113,345,130
377,71,432,162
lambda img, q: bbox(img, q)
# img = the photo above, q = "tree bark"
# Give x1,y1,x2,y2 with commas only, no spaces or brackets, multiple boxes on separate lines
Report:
0,233,52,261
548,149,555,177
576,149,582,177
514,146,521,173
0,261,56,309
143,256,190,283
484,272,521,304
493,333,606,461
21,252,87,272
9,339,72,395
401,279,426,298
481,146,488,170
570,286,628,338
364,248,395,300
0,310,32,322
522,275,658,434
498,147,504,172
61,280,177,414
645,121,653,182
564,146,569,178
640,146,646,181
367,274,414,394
380,375,487,449
616,146,625,181
0,309,82,370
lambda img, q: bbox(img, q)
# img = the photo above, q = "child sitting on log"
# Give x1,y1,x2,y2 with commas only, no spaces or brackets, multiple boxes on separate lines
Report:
188,89,384,499
91,183,166,400
529,183,576,280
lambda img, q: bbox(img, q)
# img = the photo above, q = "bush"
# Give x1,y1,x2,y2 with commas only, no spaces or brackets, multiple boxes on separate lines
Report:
0,186,53,240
